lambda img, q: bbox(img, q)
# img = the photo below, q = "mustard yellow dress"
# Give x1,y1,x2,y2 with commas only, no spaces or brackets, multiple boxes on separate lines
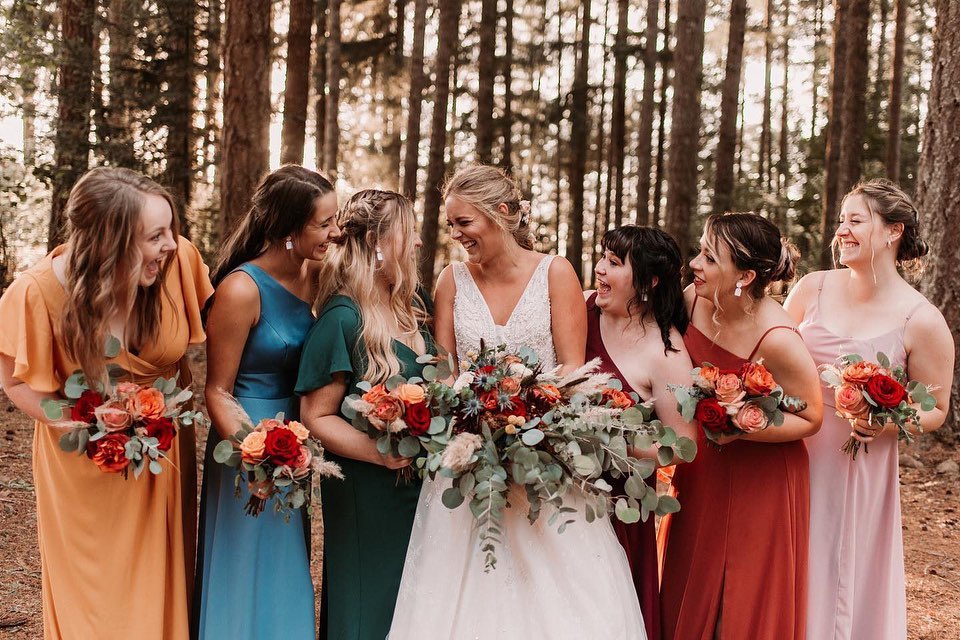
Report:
0,238,213,640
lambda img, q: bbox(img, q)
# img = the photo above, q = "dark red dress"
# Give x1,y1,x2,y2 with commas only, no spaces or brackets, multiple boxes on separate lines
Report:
659,310,810,640
585,292,660,640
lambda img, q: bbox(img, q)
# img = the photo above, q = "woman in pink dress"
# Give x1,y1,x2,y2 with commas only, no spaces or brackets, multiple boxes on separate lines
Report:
660,212,824,640
583,225,696,640
784,179,954,640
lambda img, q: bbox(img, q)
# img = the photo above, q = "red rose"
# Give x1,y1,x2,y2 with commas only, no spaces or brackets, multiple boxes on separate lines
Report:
71,390,104,423
502,398,528,419
479,365,496,375
405,401,432,436
264,427,301,466
144,417,176,452
479,389,500,410
865,374,907,409
694,397,730,434
86,433,132,473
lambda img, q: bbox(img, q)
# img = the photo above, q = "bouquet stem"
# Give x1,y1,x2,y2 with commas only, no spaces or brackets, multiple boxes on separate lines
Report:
244,495,267,517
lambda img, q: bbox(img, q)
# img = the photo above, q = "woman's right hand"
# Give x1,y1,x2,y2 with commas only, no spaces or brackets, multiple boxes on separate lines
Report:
378,452,414,469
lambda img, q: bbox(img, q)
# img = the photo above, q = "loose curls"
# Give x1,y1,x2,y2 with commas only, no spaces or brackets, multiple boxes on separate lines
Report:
442,164,534,249
704,212,799,299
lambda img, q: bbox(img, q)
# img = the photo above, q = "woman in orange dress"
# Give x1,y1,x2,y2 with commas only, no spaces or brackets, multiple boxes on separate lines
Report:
0,167,213,639
659,213,823,640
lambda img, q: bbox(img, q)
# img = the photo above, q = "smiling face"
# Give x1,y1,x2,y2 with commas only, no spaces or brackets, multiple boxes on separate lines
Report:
135,194,179,287
688,230,738,301
290,191,340,261
444,195,509,263
594,249,636,314
377,211,422,288
834,193,898,268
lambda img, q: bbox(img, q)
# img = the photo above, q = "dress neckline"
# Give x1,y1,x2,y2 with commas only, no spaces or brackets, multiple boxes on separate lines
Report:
587,292,637,394
685,321,752,364
241,263,313,309
461,256,551,328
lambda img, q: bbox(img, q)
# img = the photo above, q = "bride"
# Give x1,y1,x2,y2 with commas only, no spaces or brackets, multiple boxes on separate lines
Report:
389,165,646,639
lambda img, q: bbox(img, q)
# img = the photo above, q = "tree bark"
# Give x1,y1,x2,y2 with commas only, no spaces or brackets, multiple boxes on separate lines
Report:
221,0,272,234
837,0,870,194
609,0,628,228
811,0,825,138
313,0,328,168
475,0,497,163
635,0,660,224
567,0,592,282
204,0,223,185
162,0,197,231
280,0,315,165
759,0,773,193
500,0,515,170
106,0,137,167
652,0,672,227
50,0,97,250
819,0,849,269
664,0,706,261
592,0,613,273
777,0,791,208
401,0,428,199
21,73,37,166
886,0,907,182
323,0,342,175
418,0,462,289
916,0,960,434
712,0,747,216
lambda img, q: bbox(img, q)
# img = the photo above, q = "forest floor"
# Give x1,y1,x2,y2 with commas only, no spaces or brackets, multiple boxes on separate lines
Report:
0,347,958,638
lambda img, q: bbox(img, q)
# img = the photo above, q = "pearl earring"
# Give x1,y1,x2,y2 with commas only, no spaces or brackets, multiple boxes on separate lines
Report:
285,237,294,250
641,292,648,302
887,238,893,248
734,282,743,297
376,246,384,262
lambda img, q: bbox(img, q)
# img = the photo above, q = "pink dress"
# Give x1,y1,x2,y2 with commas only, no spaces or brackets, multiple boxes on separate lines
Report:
798,272,924,640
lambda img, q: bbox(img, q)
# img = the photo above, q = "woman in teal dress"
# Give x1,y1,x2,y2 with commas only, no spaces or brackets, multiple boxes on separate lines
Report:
297,189,434,640
194,165,340,639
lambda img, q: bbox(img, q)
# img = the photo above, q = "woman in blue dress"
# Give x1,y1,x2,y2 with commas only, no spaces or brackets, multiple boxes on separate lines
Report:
193,165,340,639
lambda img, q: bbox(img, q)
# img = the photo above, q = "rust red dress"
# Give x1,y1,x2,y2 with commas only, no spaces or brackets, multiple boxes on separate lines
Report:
659,313,810,640
584,292,660,640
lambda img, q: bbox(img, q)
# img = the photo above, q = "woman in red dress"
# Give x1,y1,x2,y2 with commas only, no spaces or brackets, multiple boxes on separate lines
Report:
583,225,696,640
659,213,823,640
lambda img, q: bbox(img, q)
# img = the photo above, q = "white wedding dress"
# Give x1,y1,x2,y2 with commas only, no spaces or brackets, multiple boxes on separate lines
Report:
388,257,647,640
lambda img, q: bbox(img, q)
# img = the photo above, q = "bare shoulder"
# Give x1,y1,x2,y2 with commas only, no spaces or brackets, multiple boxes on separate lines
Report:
906,299,950,337
212,270,260,311
546,254,582,288
436,264,456,293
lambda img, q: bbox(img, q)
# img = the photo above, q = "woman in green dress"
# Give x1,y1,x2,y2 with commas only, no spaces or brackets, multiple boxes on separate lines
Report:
296,189,434,640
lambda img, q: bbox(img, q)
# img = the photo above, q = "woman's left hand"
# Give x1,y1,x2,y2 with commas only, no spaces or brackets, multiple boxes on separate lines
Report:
848,416,889,444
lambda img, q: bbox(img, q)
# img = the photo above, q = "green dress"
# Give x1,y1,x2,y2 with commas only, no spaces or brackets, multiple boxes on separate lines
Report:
295,295,434,640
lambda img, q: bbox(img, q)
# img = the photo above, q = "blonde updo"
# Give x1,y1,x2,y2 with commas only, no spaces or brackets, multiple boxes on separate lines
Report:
442,164,534,249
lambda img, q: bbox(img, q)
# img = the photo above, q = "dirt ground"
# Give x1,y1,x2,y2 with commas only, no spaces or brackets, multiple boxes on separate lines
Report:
1,347,958,638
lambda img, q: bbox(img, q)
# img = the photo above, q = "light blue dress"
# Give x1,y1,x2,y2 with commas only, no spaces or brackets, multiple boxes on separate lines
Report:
193,263,316,639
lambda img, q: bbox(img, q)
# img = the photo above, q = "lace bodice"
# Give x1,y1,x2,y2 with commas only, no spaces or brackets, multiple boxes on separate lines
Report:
452,256,558,370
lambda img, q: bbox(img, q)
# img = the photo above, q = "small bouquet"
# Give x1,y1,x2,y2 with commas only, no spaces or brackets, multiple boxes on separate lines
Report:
420,342,696,570
671,361,807,443
42,368,205,478
818,352,937,459
213,412,342,518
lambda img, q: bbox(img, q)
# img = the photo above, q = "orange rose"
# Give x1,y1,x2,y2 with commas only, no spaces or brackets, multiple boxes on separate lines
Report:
286,420,310,442
479,389,500,410
133,387,166,420
835,383,869,418
714,373,745,405
531,384,562,405
94,401,133,432
373,396,404,423
732,402,769,433
841,360,882,385
499,377,522,396
86,433,132,473
603,389,635,409
395,383,426,405
240,430,267,463
362,384,390,404
695,365,720,390
741,362,777,396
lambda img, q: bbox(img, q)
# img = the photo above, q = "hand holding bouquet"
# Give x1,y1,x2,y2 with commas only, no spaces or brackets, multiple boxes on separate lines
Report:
819,352,937,459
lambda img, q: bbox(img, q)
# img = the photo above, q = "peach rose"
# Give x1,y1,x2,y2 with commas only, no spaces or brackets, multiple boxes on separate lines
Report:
835,383,869,418
286,420,310,442
292,445,313,479
395,384,426,405
362,384,390,404
257,418,284,432
714,373,745,405
499,377,522,396
695,365,721,390
133,387,166,420
114,382,140,412
841,360,882,385
240,430,267,463
373,396,405,423
741,362,777,396
94,401,133,432
732,402,769,433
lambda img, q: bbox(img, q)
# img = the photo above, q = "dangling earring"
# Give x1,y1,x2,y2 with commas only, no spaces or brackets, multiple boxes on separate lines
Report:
641,292,649,303
734,282,743,297
285,237,294,250
376,246,384,262
886,238,893,249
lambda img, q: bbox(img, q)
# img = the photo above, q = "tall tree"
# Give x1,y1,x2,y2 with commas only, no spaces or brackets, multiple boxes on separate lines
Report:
916,0,960,432
759,0,774,193
776,0,791,207
161,0,198,229
500,0,515,169
313,0,328,167
203,0,223,185
106,0,137,167
635,0,661,224
475,0,497,163
837,0,870,193
609,0,628,227
664,0,706,260
567,0,592,281
323,0,342,174
401,0,428,199
419,0,463,288
221,0,272,233
280,0,316,164
50,0,97,250
819,0,849,268
652,0,672,226
810,0,825,138
886,0,907,182
712,0,748,215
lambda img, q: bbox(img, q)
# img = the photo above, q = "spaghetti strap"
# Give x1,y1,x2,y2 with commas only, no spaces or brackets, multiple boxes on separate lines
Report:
904,299,928,323
748,325,797,361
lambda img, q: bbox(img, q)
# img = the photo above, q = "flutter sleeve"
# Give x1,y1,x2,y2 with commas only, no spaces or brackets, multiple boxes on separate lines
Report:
174,236,214,345
0,274,61,393
295,298,362,395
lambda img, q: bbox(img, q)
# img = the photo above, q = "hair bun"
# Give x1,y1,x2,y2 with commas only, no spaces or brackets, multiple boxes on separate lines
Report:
771,239,799,283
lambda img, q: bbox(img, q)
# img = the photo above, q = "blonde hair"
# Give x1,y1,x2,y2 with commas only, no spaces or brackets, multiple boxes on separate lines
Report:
316,190,427,383
442,164,533,249
60,167,179,384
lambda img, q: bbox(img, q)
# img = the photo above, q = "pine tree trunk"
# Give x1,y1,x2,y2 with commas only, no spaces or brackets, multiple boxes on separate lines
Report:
323,0,342,175
280,0,315,165
871,0,889,129
568,0,592,282
313,0,328,168
811,0,824,138
712,0,747,216
664,0,706,260
500,0,515,170
635,0,660,224
50,0,97,250
916,0,960,434
652,0,672,227
221,0,272,234
204,0,223,186
106,0,136,167
162,0,197,232
837,0,870,194
592,0,613,272
819,0,849,269
886,0,907,182
419,0,463,288
21,74,37,166
609,0,628,227
401,0,429,199
759,0,773,193
475,0,497,163
777,0,791,210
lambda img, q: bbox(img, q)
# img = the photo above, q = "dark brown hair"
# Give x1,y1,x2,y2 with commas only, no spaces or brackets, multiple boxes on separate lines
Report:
704,212,799,298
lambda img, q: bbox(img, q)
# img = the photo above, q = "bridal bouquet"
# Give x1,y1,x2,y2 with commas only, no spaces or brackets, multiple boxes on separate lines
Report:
42,363,205,478
819,352,937,459
213,411,342,519
671,361,807,443
421,342,697,571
